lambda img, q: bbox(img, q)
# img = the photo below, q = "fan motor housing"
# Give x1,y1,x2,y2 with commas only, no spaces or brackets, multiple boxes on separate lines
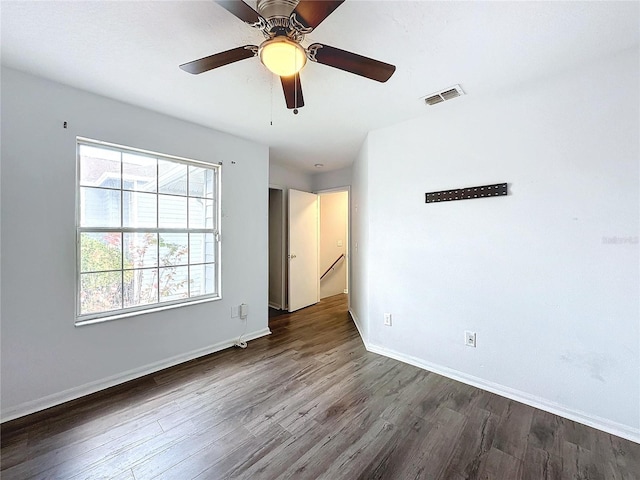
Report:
257,0,299,20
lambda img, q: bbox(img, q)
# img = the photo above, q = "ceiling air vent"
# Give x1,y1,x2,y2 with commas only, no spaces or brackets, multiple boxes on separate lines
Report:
423,84,465,106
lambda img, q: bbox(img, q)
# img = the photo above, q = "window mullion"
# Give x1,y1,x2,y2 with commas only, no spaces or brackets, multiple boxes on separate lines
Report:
120,152,124,310
78,227,214,237
186,167,191,299
156,158,160,305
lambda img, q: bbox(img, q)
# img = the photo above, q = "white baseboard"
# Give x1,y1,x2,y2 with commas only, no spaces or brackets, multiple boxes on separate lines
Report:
1,327,272,423
366,342,639,444
268,302,282,310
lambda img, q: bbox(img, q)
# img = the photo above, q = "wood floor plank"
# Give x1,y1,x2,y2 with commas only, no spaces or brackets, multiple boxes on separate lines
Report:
24,401,182,465
108,468,136,480
358,407,467,480
471,389,511,417
276,406,386,479
131,422,254,479
529,408,564,457
140,425,255,480
190,423,291,480
277,356,393,434
0,430,28,470
2,294,638,480
440,407,500,479
476,446,524,480
69,416,237,480
561,441,606,480
492,399,535,461
315,416,399,480
233,420,331,479
240,358,368,436
610,434,640,480
521,445,563,480
308,361,404,426
590,432,629,480
2,419,164,480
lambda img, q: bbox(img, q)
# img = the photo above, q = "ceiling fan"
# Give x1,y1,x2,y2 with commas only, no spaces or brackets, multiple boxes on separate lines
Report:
179,0,396,112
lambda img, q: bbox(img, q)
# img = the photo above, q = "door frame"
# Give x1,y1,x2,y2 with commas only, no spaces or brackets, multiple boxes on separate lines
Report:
315,186,350,310
269,185,286,310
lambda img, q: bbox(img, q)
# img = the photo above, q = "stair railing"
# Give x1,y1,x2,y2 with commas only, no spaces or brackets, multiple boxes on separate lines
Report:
320,254,345,280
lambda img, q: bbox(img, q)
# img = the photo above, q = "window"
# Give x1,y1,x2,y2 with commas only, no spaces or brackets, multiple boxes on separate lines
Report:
76,138,221,325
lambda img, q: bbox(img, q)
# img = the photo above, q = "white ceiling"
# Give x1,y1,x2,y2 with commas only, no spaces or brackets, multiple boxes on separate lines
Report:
1,1,638,173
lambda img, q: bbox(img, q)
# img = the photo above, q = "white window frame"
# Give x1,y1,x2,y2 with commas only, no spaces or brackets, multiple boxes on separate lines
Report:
75,137,222,326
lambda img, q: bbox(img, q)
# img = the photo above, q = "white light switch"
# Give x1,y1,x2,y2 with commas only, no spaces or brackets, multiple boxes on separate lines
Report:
337,240,343,247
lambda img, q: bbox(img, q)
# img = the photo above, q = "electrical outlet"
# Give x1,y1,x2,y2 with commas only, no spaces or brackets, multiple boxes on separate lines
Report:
465,331,476,347
384,313,392,326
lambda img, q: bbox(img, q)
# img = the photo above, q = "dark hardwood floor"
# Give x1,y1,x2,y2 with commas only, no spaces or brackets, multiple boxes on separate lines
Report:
1,294,638,479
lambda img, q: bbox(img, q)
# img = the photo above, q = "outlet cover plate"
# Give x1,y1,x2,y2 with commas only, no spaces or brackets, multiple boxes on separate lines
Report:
384,313,392,326
465,331,476,347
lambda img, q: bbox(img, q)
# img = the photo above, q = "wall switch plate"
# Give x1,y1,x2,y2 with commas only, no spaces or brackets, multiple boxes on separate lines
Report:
384,313,392,326
465,331,477,347
337,240,343,247
231,306,239,318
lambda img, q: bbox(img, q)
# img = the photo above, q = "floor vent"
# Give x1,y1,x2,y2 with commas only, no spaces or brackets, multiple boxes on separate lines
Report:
423,84,465,106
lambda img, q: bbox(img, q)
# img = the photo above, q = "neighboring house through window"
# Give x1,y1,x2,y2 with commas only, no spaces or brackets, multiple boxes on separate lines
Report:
76,137,221,325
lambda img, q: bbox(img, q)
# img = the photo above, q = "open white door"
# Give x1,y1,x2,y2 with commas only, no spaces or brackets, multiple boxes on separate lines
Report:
288,189,319,312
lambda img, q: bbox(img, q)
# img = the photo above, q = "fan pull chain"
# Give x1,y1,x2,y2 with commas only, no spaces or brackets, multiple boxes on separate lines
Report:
293,49,299,115
293,73,298,115
294,73,297,113
270,74,273,126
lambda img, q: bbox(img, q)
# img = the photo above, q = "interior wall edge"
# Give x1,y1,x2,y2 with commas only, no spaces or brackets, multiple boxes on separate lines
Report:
348,309,369,349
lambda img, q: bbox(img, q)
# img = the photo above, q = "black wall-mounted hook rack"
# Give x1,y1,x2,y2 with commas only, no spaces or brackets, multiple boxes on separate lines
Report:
426,183,508,203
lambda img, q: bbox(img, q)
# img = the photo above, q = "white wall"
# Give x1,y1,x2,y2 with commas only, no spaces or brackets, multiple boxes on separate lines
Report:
0,67,270,420
352,47,640,441
349,140,370,342
313,166,352,192
269,162,313,192
320,191,348,299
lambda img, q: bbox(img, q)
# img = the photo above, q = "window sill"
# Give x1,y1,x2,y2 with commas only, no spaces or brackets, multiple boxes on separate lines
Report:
75,295,222,327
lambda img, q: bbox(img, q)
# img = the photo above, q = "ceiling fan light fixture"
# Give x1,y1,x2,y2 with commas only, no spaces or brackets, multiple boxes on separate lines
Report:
259,37,307,77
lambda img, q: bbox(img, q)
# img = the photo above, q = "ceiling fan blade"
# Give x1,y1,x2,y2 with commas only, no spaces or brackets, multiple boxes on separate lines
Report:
307,43,395,83
179,46,258,74
291,0,344,30
281,74,304,109
215,0,264,26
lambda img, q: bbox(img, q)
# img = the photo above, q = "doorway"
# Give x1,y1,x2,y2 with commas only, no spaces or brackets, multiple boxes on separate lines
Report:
319,190,349,300
268,187,285,310
268,186,350,313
